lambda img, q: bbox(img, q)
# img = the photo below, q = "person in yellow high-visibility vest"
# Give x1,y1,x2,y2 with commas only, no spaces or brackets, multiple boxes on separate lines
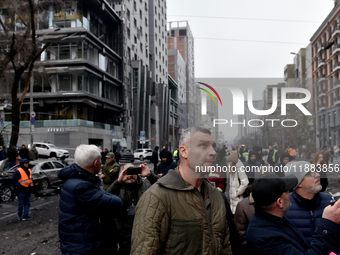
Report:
267,145,279,167
173,148,179,163
12,158,34,221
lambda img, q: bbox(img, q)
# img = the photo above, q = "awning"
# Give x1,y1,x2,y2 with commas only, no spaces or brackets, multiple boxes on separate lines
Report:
112,138,127,147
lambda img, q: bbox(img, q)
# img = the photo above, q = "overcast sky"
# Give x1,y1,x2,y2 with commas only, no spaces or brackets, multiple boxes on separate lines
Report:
167,0,335,142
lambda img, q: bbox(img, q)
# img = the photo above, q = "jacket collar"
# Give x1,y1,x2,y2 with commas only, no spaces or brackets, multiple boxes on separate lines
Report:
157,167,213,191
292,190,320,210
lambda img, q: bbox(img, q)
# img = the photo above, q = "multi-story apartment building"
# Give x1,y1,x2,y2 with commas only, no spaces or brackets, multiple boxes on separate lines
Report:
310,0,340,148
168,21,196,127
1,0,124,155
114,0,168,149
168,48,187,129
284,47,315,150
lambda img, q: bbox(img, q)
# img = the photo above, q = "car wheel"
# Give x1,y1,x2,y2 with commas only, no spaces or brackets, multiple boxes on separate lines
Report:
139,155,144,161
0,186,13,202
50,152,57,158
40,179,49,190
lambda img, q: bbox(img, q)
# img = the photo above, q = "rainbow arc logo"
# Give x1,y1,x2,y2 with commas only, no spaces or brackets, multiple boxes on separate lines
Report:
196,82,222,115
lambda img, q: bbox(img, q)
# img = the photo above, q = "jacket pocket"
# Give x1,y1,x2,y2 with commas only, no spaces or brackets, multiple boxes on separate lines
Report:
169,220,203,255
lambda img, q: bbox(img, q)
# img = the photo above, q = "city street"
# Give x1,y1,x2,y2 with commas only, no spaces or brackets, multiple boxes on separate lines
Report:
0,160,339,254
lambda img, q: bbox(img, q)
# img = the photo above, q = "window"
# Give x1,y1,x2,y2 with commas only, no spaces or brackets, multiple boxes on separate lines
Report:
127,9,130,20
140,43,143,52
134,18,137,27
59,45,70,60
59,75,72,91
145,2,148,11
139,10,142,19
145,17,148,26
127,27,130,39
179,29,186,36
134,1,137,11
155,6,157,14
171,30,175,37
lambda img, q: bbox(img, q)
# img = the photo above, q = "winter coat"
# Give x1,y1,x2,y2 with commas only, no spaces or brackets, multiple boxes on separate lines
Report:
131,168,232,255
0,150,7,161
234,194,255,254
247,206,340,255
154,151,177,176
58,163,124,255
106,173,159,255
12,159,33,192
19,148,29,159
285,191,335,246
28,148,39,160
101,160,120,186
267,149,279,166
7,148,18,162
226,160,249,214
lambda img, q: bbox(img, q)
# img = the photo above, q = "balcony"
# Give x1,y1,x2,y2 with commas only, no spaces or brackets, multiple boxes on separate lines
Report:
334,96,340,105
332,26,340,39
318,58,325,67
318,43,325,53
334,79,340,89
333,44,340,55
319,103,326,111
334,62,340,72
318,89,326,97
318,74,326,83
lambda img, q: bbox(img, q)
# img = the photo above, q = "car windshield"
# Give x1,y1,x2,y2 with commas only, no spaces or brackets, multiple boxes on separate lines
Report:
47,144,58,148
123,150,132,153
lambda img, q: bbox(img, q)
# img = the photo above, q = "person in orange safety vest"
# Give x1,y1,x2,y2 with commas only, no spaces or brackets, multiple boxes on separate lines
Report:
12,158,34,221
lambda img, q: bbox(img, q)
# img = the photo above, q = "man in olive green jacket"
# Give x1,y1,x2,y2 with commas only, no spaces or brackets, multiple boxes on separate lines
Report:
131,127,231,255
100,152,120,190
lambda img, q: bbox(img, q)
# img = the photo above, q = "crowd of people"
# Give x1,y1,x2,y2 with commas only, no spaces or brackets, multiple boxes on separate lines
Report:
2,130,340,254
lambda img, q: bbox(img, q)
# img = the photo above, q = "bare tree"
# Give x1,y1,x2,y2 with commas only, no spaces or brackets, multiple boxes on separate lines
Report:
0,0,65,147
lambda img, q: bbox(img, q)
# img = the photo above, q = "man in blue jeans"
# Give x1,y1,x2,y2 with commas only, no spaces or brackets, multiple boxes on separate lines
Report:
12,159,34,220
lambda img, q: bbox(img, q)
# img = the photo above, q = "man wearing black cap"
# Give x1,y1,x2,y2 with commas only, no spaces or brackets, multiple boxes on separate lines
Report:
247,174,340,255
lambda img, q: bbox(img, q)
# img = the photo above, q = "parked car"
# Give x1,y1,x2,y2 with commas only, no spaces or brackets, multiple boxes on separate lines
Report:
120,149,134,162
134,149,153,161
33,142,69,159
0,176,16,202
0,160,65,202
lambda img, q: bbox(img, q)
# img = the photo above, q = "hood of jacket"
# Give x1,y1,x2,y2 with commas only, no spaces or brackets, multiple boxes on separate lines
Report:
19,158,29,170
161,151,173,165
58,163,101,185
280,151,291,162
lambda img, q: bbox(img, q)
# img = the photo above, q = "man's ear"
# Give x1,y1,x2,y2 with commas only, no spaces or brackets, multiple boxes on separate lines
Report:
276,197,284,209
179,145,188,159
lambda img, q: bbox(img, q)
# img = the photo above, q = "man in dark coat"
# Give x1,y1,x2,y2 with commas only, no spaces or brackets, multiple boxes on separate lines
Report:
154,150,177,177
107,163,159,255
247,174,340,255
19,144,29,159
284,161,340,252
58,144,123,255
151,146,159,172
267,145,279,167
159,145,167,159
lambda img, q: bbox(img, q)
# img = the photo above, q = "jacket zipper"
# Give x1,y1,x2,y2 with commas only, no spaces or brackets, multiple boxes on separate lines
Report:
310,211,314,221
195,189,217,254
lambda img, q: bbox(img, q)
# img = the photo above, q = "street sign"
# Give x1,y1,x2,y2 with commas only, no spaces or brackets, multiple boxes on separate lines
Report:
140,131,145,141
30,118,36,125
30,111,36,118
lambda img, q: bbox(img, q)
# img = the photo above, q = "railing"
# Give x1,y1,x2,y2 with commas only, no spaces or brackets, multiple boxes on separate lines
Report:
319,103,326,109
318,59,325,65
4,119,115,130
319,89,326,95
334,62,340,69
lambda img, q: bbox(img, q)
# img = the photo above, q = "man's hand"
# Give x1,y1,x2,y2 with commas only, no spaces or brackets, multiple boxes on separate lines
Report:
100,174,105,179
118,167,129,183
157,173,163,178
322,198,340,224
139,163,151,177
